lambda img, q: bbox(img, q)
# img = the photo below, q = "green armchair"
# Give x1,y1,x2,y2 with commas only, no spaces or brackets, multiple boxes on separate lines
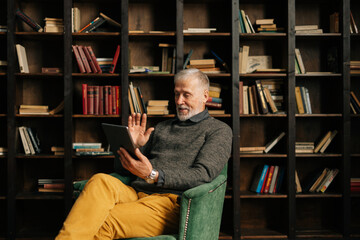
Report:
73,164,228,240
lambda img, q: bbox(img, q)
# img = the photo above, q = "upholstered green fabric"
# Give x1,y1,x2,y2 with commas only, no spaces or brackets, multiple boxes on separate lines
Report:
73,165,228,240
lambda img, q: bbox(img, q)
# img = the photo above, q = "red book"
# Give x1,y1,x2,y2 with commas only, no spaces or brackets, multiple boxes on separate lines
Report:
109,45,120,73
73,45,86,73
87,85,94,114
86,46,102,73
99,86,104,115
205,102,222,109
264,165,275,193
104,86,109,115
112,86,116,114
116,86,120,114
260,167,270,193
77,45,92,73
108,86,113,115
83,46,98,73
43,183,65,189
94,85,100,115
82,84,88,114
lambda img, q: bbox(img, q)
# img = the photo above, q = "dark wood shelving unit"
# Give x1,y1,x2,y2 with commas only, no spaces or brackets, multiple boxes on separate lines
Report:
2,0,358,239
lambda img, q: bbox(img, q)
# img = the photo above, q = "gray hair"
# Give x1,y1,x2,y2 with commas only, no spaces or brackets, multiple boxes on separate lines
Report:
174,68,209,91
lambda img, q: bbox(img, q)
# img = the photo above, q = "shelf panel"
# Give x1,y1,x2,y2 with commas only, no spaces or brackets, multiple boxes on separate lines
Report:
16,154,64,159
72,155,115,159
129,32,176,37
240,33,286,39
15,32,63,40
351,154,360,157
219,232,233,239
240,73,286,78
0,73,6,76
240,229,288,239
296,153,342,158
295,114,342,117
0,114,6,117
184,32,230,37
240,114,287,118
295,73,342,77
16,192,64,200
0,196,6,200
73,114,120,118
240,153,287,158
296,229,342,239
351,193,360,198
16,114,63,118
15,73,63,78
295,33,342,37
296,193,342,198
240,191,287,199
72,73,120,77
73,32,120,38
129,73,174,78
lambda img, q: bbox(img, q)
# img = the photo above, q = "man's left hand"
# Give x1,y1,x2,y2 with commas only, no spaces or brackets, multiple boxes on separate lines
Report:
117,147,152,179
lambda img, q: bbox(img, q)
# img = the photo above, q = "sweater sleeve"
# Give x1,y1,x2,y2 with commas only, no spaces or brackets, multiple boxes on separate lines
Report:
161,124,232,190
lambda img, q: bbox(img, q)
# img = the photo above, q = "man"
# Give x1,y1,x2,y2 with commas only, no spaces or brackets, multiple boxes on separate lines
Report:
56,68,232,240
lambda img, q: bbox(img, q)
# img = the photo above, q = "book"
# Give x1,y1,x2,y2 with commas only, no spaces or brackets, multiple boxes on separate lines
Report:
255,80,269,114
183,49,193,69
23,127,35,155
329,12,339,33
295,25,319,31
18,126,30,155
15,8,43,32
264,165,275,193
77,45,92,73
72,45,86,73
264,132,286,153
320,168,339,193
147,100,169,106
210,50,230,72
246,56,272,73
72,7,81,32
295,170,302,193
16,44,30,73
255,19,274,25
295,86,305,114
99,12,121,29
256,165,270,193
295,48,306,74
240,45,249,74
319,130,338,153
109,45,120,74
42,67,61,73
79,16,100,33
72,142,102,149
314,131,332,153
83,46,98,73
263,87,278,113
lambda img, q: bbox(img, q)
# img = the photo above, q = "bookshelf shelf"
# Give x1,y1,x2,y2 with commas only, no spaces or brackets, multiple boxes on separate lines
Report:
16,154,64,159
351,193,360,198
240,154,287,158
240,33,287,39
184,32,231,37
128,73,175,78
73,32,120,38
72,155,115,159
16,114,63,118
72,73,120,77
295,33,342,38
295,114,342,117
0,114,6,117
296,153,342,158
295,73,342,77
295,229,343,239
15,73,64,78
296,193,342,198
129,32,176,37
240,229,288,239
72,114,120,118
240,191,288,199
240,114,287,118
240,73,287,78
16,192,64,200
0,73,6,76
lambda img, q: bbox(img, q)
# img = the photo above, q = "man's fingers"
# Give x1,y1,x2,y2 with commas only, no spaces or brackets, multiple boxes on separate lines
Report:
144,127,155,138
140,113,147,128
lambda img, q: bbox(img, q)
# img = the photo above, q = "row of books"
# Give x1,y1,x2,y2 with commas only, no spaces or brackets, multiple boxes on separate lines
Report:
257,19,284,33
44,17,63,33
73,142,111,156
296,168,339,193
305,130,338,154
239,46,286,74
350,91,360,114
295,25,323,34
0,25,7,32
159,43,176,74
0,147,7,156
351,178,360,193
72,44,120,74
240,132,285,154
250,165,286,194
295,86,312,114
78,12,121,33
82,84,121,115
38,179,64,193
350,61,360,74
239,80,284,115
128,82,147,115
18,103,64,115
18,126,41,155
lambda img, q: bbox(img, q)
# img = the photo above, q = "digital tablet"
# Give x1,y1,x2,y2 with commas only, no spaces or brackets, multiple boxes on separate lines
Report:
101,123,137,157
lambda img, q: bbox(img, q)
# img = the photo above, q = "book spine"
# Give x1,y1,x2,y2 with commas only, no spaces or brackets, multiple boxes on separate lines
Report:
320,169,339,193
72,45,86,73
108,86,113,115
112,86,116,114
23,127,35,155
85,17,106,33
79,17,100,33
82,84,88,114
104,86,109,115
83,46,98,73
27,127,40,153
255,80,269,114
77,45,92,73
94,85,100,115
86,46,102,73
256,165,269,193
264,165,275,193
109,45,120,73
116,86,120,115
19,127,31,155
99,86,104,115
15,9,44,32
87,85,94,115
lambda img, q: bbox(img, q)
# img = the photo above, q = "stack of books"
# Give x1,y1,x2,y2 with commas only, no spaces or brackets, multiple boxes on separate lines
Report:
350,91,360,114
159,43,176,73
146,100,169,115
44,17,64,32
129,66,160,73
51,146,64,156
73,142,110,156
313,130,338,154
0,25,7,32
350,61,360,74
128,82,146,114
256,19,284,33
97,58,113,73
183,27,216,33
250,165,286,194
19,105,49,115
295,86,312,114
18,126,41,155
0,60,7,73
38,179,64,193
187,59,221,74
295,25,323,34
302,168,339,193
351,178,360,193
0,147,7,156
239,9,255,33
295,142,314,153
240,132,285,154
208,83,224,114
82,84,121,115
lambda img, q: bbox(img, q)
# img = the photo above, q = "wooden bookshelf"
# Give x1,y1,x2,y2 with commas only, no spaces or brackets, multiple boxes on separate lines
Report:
2,0,358,239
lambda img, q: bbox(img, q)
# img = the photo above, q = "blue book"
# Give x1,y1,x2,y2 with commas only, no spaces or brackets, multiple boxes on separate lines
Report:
256,165,269,193
239,10,245,33
183,49,193,69
208,97,223,104
275,166,285,193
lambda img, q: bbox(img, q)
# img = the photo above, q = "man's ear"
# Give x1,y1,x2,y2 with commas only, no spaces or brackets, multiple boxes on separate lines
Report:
204,89,209,103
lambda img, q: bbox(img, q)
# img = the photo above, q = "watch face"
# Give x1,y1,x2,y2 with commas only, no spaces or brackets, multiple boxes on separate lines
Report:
146,178,155,184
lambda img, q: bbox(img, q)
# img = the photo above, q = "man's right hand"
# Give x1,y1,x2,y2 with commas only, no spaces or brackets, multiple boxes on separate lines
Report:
128,113,154,148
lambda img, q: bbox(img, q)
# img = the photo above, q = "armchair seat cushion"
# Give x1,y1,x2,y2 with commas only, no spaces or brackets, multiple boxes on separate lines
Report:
124,234,178,240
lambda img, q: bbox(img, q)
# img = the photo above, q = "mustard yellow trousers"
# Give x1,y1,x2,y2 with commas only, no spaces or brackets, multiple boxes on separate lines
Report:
55,173,180,240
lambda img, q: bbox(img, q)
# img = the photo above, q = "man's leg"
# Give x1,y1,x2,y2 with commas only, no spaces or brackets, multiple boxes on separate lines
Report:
94,192,180,240
56,173,139,240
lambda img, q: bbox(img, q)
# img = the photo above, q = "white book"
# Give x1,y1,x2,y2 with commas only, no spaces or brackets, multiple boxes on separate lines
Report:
19,126,30,155
16,44,29,73
320,169,339,193
269,166,279,194
23,126,35,155
264,132,286,153
319,130,338,153
243,86,249,114
305,87,312,114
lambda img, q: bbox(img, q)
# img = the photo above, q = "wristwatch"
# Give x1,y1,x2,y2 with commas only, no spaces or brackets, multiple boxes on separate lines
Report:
145,169,158,184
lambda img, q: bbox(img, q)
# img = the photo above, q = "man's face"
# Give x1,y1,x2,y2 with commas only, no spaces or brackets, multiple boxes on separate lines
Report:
174,78,208,121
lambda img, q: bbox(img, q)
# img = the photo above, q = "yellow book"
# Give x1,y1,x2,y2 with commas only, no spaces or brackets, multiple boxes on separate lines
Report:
314,131,332,153
295,86,305,114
